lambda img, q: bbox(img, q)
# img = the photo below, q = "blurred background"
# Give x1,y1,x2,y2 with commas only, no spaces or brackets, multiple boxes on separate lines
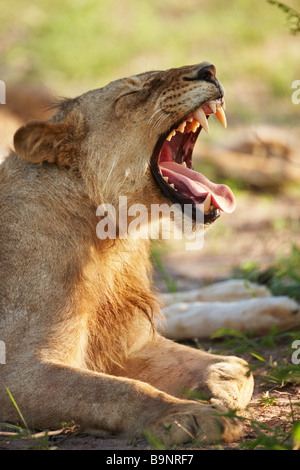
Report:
0,0,299,295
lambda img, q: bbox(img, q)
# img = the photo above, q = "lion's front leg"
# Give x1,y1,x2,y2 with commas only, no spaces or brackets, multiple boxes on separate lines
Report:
117,335,254,410
1,359,242,446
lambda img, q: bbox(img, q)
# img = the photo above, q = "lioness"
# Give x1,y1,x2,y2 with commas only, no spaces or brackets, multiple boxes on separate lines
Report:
0,62,253,446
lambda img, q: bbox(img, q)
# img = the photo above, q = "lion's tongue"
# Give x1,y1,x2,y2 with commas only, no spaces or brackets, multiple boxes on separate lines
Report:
158,161,236,213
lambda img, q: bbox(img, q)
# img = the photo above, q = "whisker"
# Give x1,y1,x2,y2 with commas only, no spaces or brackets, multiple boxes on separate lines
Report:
149,109,170,137
102,155,118,192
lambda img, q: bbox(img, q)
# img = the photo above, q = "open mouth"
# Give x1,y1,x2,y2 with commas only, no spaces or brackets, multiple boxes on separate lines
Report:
150,98,236,225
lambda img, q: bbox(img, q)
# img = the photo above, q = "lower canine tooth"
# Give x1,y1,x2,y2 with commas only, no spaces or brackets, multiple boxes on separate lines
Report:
169,183,175,189
180,161,187,167
163,177,169,182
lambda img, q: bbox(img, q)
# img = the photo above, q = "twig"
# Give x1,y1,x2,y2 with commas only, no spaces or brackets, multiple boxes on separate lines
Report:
0,425,78,439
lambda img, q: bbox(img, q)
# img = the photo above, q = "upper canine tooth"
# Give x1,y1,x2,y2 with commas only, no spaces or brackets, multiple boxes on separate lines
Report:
215,107,227,128
163,177,169,182
166,130,176,141
193,107,210,134
208,102,217,114
177,121,187,133
222,99,226,111
169,183,175,189
203,193,211,213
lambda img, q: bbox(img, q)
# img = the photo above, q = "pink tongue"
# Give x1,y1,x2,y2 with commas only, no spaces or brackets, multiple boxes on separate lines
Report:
159,161,236,213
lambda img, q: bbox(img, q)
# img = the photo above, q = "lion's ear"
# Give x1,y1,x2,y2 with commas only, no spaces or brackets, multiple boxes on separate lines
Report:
14,121,62,164
14,112,86,166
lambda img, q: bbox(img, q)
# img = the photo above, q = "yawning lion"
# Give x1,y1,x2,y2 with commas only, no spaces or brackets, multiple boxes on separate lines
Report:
0,62,253,446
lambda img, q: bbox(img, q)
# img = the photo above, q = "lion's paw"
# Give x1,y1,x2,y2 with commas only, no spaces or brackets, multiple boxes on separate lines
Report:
203,357,254,409
146,402,242,447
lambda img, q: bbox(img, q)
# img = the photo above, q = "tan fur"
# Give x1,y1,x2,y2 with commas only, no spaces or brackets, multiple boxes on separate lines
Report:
0,63,253,446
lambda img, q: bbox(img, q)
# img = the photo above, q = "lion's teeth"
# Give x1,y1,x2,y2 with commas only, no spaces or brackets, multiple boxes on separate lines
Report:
203,193,211,213
208,102,217,114
177,121,187,133
166,130,176,141
180,161,187,167
222,100,226,111
163,176,177,190
215,106,227,128
191,119,200,132
193,107,210,135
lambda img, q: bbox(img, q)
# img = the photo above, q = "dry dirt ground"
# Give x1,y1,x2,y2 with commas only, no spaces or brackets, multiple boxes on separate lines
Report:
0,86,299,451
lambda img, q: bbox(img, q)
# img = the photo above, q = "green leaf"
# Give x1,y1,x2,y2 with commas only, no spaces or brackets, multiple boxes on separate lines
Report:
250,352,266,362
5,386,28,430
292,421,300,443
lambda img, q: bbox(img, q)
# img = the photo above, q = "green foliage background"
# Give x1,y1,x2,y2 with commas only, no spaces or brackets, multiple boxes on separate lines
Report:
1,0,299,124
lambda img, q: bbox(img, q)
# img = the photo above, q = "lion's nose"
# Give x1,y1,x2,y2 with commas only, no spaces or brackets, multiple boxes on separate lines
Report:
197,64,216,81
184,63,216,82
